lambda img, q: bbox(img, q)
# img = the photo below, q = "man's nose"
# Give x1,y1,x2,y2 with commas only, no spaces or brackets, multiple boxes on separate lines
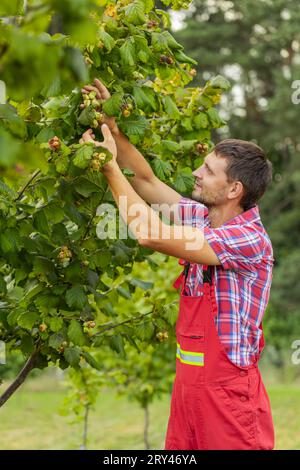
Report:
192,166,204,178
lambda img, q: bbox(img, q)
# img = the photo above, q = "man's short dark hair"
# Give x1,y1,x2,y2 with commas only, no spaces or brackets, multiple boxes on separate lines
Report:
214,139,273,211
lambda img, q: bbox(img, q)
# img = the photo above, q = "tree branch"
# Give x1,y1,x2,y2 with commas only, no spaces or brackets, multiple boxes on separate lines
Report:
0,349,39,408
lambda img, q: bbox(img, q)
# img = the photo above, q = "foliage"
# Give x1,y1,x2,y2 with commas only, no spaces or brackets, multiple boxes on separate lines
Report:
0,0,229,403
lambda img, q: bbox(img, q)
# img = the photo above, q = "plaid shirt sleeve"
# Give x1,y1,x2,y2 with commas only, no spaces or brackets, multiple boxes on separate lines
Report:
178,197,266,272
204,225,266,271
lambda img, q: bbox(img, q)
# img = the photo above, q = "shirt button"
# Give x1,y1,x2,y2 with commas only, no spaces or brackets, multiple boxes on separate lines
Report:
240,395,247,402
239,370,247,377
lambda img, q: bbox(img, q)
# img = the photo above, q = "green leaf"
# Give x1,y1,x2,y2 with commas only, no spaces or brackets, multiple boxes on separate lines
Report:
143,0,155,12
55,154,69,174
49,317,64,332
116,285,131,300
68,319,87,346
164,302,178,325
73,144,93,169
174,171,195,193
178,139,198,151
156,9,171,28
135,321,155,341
133,86,157,111
119,114,148,137
18,311,39,329
77,106,95,126
7,308,21,326
0,0,23,16
87,269,99,289
162,96,180,119
124,0,145,25
98,30,116,52
152,159,172,180
108,334,126,356
49,332,66,349
64,346,81,367
0,104,27,139
162,140,180,152
20,335,35,354
161,31,184,51
0,228,22,253
82,351,101,370
151,32,169,52
90,250,112,270
33,209,50,235
174,50,197,65
119,38,135,66
74,177,101,197
0,128,21,168
209,75,231,91
34,293,59,313
0,178,16,198
207,108,226,128
194,112,209,129
0,274,7,294
44,203,65,224
33,257,56,277
66,285,88,310
130,278,154,290
102,92,124,117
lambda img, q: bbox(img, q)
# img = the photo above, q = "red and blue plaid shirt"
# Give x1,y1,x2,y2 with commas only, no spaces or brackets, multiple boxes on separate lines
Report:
178,197,274,367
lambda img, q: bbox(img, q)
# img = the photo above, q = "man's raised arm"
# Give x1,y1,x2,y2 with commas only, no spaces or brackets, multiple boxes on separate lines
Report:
81,79,181,218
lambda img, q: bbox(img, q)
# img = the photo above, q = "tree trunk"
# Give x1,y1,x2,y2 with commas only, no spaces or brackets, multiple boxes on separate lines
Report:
144,403,150,450
79,403,90,450
0,350,38,407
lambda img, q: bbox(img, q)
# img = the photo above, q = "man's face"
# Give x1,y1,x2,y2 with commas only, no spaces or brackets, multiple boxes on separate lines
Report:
192,151,231,207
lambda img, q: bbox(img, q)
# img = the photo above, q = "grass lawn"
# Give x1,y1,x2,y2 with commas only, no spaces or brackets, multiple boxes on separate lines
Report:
0,369,300,450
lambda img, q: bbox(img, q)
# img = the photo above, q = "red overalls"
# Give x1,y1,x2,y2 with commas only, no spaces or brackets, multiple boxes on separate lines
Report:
165,262,275,450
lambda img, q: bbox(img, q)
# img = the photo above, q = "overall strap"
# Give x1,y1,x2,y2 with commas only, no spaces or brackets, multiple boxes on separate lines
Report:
202,264,213,285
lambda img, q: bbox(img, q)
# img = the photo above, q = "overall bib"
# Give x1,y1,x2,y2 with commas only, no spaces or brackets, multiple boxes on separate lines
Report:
165,263,275,450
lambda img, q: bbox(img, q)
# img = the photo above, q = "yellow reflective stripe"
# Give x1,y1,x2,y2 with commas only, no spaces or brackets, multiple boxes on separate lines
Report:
176,343,204,357
176,353,204,367
176,343,204,366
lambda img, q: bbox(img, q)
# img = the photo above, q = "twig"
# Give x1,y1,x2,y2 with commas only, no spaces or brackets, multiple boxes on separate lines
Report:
92,310,154,337
0,348,40,407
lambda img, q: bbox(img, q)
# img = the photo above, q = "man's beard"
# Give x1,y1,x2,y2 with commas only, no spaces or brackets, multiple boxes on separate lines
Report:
191,189,214,208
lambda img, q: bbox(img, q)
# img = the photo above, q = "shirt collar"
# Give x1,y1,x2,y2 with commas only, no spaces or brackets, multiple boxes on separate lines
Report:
223,205,261,226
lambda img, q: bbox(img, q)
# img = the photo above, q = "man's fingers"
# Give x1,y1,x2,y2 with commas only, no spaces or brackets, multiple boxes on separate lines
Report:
101,124,113,141
81,129,94,143
94,78,111,99
81,85,101,99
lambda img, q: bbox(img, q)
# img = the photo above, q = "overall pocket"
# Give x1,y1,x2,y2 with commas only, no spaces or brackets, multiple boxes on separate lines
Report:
176,329,205,385
213,377,257,442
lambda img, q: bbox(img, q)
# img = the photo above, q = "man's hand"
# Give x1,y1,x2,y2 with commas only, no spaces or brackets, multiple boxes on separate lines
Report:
80,124,118,172
81,78,119,136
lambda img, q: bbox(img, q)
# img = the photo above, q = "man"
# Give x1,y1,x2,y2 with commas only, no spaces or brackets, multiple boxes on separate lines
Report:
80,79,275,450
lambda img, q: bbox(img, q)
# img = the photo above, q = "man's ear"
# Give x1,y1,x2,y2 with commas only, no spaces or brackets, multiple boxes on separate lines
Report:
228,181,244,201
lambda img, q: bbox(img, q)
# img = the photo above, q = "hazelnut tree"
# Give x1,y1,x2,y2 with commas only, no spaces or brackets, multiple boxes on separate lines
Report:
0,0,230,407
